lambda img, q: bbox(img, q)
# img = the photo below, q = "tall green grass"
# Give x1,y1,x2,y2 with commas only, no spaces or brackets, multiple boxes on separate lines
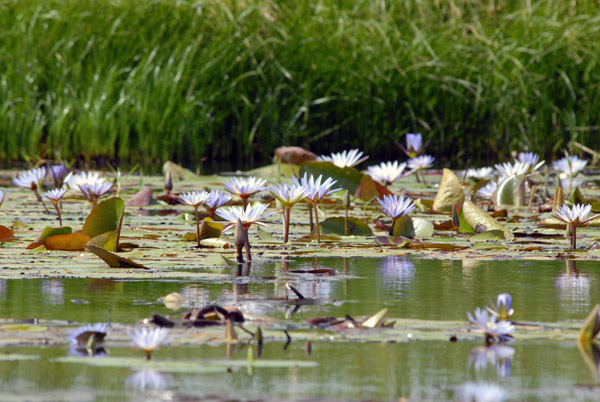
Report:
1,0,600,169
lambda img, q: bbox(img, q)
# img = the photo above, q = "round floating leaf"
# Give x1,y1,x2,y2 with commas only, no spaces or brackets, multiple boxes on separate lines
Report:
320,217,373,236
470,230,506,241
82,198,125,239
433,169,465,212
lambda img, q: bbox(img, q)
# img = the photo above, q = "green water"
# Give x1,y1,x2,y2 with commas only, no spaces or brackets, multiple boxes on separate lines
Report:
0,257,599,400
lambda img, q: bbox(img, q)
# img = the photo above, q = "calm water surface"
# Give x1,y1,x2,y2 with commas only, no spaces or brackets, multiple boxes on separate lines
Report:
0,257,599,401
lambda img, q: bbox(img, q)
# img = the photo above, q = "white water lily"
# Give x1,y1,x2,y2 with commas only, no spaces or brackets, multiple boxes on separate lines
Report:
269,183,307,208
554,203,599,249
476,181,498,199
317,149,366,168
43,187,67,202
407,155,435,170
516,152,544,173
216,202,274,231
223,176,267,209
13,167,46,190
553,155,588,176
494,161,530,178
127,327,170,360
466,167,494,180
78,180,113,206
376,194,416,220
467,307,514,345
405,133,423,154
486,293,514,320
205,190,231,209
179,191,212,208
66,171,103,189
367,161,407,186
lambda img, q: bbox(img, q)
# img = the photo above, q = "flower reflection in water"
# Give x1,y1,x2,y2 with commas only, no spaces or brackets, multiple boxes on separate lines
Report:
555,261,590,312
377,256,415,294
457,381,508,402
41,279,64,305
469,345,514,377
126,370,170,391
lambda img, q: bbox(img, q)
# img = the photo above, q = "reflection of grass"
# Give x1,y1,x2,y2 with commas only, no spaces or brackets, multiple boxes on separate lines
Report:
2,1,600,167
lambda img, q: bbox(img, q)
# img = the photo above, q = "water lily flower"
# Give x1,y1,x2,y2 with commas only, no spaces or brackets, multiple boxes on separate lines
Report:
292,173,342,243
317,149,367,168
494,161,530,178
0,189,6,208
376,194,416,235
78,180,114,207
44,187,67,226
179,191,213,248
407,155,435,184
223,176,267,210
69,322,110,356
398,133,428,158
13,167,48,209
217,202,275,261
66,171,103,189
554,203,599,249
467,308,514,345
553,155,588,191
269,183,307,243
367,161,407,187
49,165,71,187
516,152,544,173
457,381,508,402
466,167,494,180
486,293,514,321
203,189,232,219
127,327,170,360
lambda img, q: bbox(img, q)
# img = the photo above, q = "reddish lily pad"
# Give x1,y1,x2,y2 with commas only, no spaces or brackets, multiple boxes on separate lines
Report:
0,225,15,242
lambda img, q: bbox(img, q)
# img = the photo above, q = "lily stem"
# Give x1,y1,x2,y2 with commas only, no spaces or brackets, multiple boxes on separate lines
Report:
284,207,290,244
313,202,321,244
244,226,252,262
194,206,201,248
52,201,62,227
572,225,577,249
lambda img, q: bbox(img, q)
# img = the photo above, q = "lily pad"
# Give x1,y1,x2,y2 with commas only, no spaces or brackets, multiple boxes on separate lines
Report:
38,226,72,242
470,230,506,241
494,174,525,206
0,225,15,241
433,168,465,212
86,231,118,252
299,161,381,201
86,245,149,269
393,216,434,238
82,198,125,239
27,230,91,251
462,200,512,240
320,217,373,236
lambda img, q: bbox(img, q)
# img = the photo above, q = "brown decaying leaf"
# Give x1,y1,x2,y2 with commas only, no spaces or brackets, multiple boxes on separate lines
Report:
0,225,15,241
27,231,91,251
125,185,154,207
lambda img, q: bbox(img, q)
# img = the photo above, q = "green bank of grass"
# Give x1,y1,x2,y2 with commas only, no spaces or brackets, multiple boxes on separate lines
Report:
1,0,599,169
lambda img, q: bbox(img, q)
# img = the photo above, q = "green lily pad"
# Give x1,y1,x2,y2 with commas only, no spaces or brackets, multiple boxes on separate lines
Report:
82,198,125,239
433,168,465,212
86,231,118,252
38,226,72,242
392,216,434,238
462,200,513,240
299,161,379,201
470,230,506,241
320,217,373,236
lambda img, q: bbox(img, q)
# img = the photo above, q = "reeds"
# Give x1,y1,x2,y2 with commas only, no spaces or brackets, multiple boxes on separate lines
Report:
1,0,600,168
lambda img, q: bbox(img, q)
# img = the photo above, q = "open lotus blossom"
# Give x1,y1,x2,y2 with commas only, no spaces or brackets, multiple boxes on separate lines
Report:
367,161,407,187
217,202,274,261
494,161,531,178
49,165,72,187
554,203,599,249
127,327,170,360
377,194,416,236
516,152,544,173
457,381,508,402
44,187,68,226
223,176,267,210
486,293,514,321
179,191,213,248
468,308,514,345
466,167,494,180
78,180,114,207
69,322,110,348
269,183,307,243
0,190,6,208
292,173,342,243
203,189,231,219
317,149,367,168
